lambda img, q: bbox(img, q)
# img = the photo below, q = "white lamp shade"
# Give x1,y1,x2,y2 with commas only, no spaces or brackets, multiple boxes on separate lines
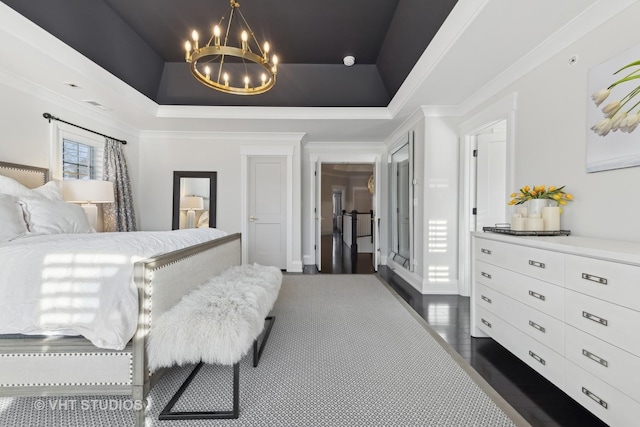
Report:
62,180,115,203
180,196,204,210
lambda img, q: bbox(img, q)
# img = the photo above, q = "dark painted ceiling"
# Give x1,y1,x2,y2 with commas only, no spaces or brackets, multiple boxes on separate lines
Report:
2,0,458,107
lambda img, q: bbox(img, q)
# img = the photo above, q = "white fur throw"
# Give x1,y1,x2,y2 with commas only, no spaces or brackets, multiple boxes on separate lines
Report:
148,264,282,370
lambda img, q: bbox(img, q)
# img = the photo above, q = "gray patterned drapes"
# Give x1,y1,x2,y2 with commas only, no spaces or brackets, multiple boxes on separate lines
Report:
103,138,137,232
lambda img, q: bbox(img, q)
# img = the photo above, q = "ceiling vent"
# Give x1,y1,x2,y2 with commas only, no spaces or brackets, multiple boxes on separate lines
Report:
83,100,111,111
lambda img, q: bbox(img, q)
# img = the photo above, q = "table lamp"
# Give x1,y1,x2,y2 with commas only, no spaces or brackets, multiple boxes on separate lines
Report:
180,196,204,228
62,180,115,230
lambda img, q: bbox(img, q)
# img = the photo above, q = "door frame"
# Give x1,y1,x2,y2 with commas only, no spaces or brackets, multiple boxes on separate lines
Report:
241,145,294,270
458,93,517,296
309,153,381,272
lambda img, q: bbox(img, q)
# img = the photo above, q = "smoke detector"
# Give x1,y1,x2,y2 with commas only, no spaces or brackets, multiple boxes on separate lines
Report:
343,55,355,67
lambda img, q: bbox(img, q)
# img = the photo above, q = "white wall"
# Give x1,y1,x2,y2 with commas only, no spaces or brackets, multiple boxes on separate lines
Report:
462,3,640,242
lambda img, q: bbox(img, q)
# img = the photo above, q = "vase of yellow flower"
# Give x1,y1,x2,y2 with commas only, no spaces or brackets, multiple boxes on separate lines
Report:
509,185,574,218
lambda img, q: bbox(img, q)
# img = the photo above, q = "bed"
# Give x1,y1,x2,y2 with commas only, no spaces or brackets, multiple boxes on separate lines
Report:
0,161,241,426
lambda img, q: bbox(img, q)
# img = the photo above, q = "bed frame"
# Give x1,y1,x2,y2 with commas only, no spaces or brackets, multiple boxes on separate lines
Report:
0,161,241,426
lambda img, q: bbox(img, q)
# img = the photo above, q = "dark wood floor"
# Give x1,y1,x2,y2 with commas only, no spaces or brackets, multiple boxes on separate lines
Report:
317,233,375,274
303,240,606,427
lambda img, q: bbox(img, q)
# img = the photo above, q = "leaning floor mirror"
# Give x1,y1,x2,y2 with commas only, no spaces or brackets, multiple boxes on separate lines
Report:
172,171,217,230
389,133,414,271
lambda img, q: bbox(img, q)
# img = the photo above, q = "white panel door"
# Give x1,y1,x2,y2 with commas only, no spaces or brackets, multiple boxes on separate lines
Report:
475,125,507,230
248,156,286,269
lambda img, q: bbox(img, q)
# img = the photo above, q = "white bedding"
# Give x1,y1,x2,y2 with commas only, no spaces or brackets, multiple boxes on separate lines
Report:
0,228,227,350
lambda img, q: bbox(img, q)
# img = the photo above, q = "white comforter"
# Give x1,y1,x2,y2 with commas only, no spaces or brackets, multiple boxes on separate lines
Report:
0,228,227,350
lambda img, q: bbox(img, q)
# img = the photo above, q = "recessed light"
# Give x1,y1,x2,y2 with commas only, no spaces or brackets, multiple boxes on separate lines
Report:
83,100,112,111
343,55,355,67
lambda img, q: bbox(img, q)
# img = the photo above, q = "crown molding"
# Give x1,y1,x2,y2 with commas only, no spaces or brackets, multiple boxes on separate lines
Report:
139,130,306,142
155,105,391,121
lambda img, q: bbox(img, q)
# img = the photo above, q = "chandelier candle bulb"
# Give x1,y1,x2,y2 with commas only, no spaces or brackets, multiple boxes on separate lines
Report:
205,66,211,80
263,42,270,60
184,41,191,61
191,30,199,50
244,76,249,89
224,73,229,87
241,31,248,52
261,73,267,86
213,25,221,46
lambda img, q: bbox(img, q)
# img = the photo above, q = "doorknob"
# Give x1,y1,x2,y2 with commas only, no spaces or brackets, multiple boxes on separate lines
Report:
249,215,259,221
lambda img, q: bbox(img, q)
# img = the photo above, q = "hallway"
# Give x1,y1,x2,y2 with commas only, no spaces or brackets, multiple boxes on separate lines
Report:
319,232,375,274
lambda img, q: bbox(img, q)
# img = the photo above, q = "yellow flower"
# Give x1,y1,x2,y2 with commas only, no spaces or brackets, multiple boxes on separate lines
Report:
523,185,530,192
508,199,517,205
531,190,538,196
553,194,561,200
534,185,545,192
548,186,556,192
510,192,517,198
565,193,573,200
559,199,567,205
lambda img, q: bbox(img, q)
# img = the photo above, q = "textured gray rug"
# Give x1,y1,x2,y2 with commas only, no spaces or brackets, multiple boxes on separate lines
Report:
0,274,528,426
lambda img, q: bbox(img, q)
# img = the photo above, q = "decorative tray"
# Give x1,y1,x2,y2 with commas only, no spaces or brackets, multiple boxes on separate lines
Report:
482,226,571,236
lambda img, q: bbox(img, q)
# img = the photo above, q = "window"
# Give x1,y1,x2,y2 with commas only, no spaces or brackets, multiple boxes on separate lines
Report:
63,139,95,180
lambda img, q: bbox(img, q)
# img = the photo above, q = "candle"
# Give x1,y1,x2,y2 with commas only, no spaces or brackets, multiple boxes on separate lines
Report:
511,217,526,231
542,206,561,231
515,206,528,217
529,213,541,219
526,217,544,231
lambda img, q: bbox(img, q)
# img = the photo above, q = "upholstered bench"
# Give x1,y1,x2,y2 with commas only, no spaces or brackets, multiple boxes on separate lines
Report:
148,264,282,420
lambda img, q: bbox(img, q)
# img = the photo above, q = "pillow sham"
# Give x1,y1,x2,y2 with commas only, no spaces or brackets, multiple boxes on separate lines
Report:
0,194,28,242
0,175,63,201
19,197,94,235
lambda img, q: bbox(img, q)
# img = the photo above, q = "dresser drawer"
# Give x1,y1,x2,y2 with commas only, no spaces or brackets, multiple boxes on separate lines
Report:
566,325,640,403
475,238,563,285
475,260,564,320
564,360,640,427
565,254,640,312
476,306,564,386
565,289,640,356
476,283,564,354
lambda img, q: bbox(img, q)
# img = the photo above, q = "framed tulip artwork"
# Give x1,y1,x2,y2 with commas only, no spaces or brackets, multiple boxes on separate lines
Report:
587,45,640,173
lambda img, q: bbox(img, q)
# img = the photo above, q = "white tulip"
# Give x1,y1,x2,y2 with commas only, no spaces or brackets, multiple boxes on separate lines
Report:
602,101,621,118
625,113,640,133
610,111,627,131
591,118,612,136
591,88,610,106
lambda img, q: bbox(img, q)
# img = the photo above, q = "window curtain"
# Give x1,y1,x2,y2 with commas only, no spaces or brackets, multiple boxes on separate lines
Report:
103,138,137,232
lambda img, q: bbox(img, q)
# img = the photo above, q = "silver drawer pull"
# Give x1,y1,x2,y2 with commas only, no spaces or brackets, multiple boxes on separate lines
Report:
480,248,492,255
582,387,608,409
582,311,608,326
528,290,546,301
481,272,492,279
481,295,492,304
581,273,608,285
582,349,609,368
528,260,546,269
481,318,492,328
528,350,546,365
528,320,546,333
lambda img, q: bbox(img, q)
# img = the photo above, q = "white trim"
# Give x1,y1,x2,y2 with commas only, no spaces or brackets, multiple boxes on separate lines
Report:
458,93,518,297
240,145,297,272
157,105,391,121
142,131,305,142
49,122,105,182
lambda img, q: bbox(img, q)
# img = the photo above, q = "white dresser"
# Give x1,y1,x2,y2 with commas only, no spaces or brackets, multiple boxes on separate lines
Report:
471,232,640,426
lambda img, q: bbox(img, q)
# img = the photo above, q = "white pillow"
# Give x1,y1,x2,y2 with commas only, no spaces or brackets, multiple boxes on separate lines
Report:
0,194,28,242
0,175,63,201
19,197,94,235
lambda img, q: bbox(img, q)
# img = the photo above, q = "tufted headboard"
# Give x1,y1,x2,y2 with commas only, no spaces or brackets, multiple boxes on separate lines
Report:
0,161,49,188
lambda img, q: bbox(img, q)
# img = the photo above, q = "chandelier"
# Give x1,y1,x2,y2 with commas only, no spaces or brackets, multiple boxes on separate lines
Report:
184,0,278,95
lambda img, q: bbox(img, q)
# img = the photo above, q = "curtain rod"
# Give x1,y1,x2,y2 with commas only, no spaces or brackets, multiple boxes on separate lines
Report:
42,112,127,145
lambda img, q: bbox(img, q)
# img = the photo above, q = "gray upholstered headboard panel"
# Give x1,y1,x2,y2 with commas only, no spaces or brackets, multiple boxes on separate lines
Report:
0,161,49,189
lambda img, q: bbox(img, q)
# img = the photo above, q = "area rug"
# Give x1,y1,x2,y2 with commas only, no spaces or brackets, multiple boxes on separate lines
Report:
0,274,528,426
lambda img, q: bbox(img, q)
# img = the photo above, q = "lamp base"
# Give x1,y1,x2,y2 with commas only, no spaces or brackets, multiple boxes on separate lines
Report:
186,209,196,229
80,203,98,231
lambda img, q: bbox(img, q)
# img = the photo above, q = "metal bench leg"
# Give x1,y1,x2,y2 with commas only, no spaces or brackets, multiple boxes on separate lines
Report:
159,361,239,420
253,316,275,367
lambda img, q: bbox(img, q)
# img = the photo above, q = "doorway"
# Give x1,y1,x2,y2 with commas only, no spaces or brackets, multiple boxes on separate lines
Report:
319,163,375,274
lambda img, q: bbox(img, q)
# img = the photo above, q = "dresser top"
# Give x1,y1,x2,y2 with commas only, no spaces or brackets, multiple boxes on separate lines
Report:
472,232,640,266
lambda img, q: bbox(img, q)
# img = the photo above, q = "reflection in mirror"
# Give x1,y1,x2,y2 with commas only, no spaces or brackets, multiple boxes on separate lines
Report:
172,171,217,230
389,135,413,271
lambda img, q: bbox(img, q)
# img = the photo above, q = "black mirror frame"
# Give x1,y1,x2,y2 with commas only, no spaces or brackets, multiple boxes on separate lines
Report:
172,171,217,230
